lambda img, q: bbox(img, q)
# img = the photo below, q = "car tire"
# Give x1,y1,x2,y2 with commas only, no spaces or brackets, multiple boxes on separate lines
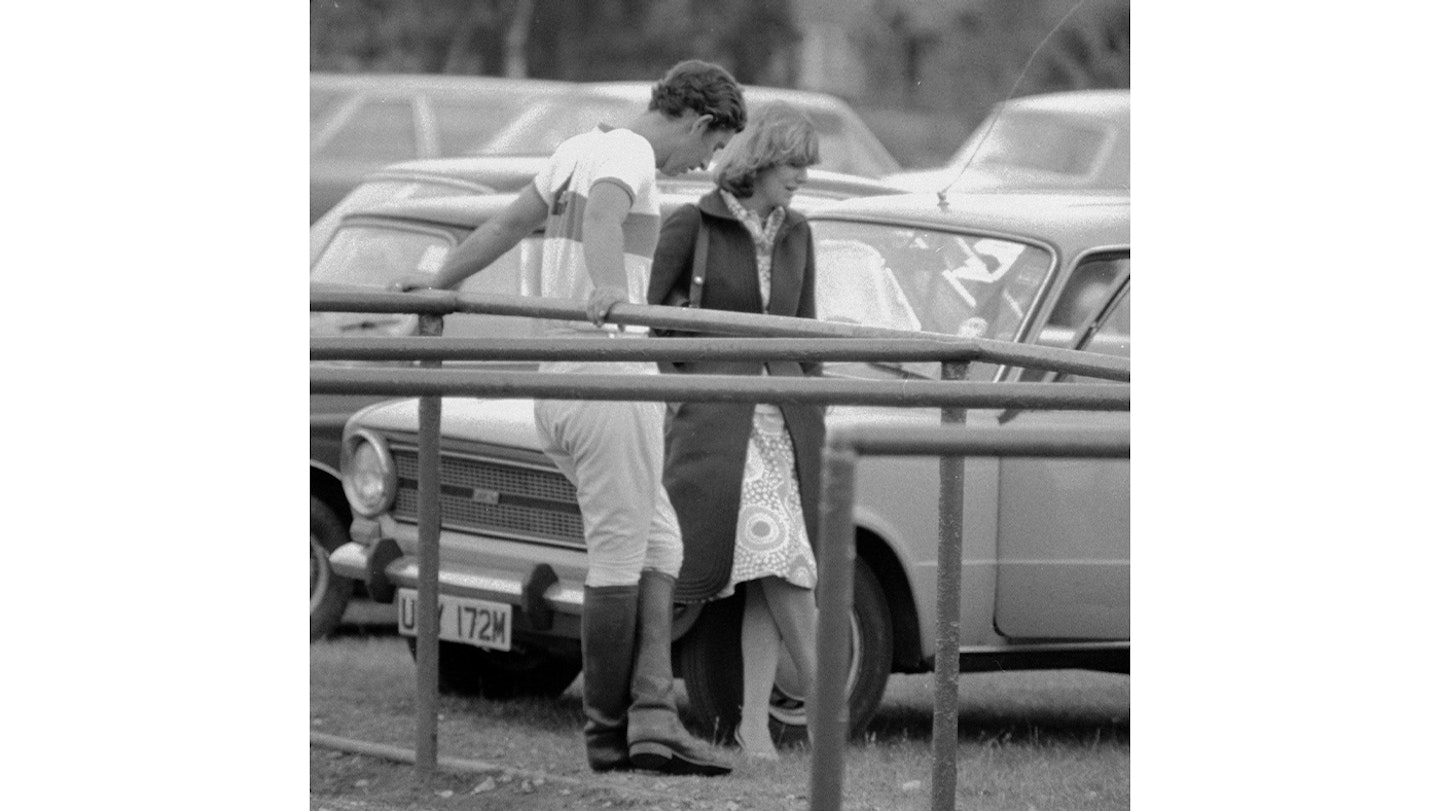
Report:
311,497,353,642
406,639,582,700
678,558,893,745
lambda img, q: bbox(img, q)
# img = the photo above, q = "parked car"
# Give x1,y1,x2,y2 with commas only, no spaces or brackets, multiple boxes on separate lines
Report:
320,188,1131,738
311,157,901,267
311,73,902,223
310,72,568,222
310,172,902,640
884,89,1130,194
476,82,903,179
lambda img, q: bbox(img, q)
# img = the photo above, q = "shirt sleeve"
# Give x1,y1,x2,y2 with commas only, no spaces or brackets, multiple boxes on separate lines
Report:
586,131,650,204
532,145,577,209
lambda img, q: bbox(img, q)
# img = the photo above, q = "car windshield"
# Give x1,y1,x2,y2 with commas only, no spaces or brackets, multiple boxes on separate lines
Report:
810,220,1053,380
311,218,1052,373
955,110,1110,178
310,224,539,342
311,224,453,289
310,178,489,267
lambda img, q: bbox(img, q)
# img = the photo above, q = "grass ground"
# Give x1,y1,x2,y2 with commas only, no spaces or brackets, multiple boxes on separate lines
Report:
311,629,1128,810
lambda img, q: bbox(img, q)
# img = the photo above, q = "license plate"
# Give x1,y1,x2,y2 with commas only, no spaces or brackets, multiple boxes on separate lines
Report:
396,589,512,651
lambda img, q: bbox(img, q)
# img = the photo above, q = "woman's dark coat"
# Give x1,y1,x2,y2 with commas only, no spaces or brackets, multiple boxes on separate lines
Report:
647,189,826,603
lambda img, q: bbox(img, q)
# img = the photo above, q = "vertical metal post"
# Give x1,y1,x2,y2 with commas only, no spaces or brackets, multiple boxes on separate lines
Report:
415,313,445,774
810,439,858,811
931,360,969,811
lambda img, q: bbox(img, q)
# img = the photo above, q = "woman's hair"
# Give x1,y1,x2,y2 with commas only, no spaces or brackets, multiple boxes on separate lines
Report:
713,103,820,198
649,59,747,134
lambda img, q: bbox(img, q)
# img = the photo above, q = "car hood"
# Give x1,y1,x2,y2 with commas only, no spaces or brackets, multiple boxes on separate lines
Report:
354,397,544,449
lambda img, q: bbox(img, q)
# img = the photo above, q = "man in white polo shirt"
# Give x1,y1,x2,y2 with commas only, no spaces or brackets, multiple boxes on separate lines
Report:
399,60,745,776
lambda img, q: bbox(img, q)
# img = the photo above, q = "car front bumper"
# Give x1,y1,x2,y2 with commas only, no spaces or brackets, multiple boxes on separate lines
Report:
330,528,587,637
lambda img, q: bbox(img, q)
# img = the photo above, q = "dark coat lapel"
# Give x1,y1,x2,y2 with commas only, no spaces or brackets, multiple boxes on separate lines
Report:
696,190,808,317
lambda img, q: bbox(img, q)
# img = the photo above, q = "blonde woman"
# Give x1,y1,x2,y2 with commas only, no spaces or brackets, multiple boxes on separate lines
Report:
647,104,824,760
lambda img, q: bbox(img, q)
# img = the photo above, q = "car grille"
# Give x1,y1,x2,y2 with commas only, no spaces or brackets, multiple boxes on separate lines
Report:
392,448,585,549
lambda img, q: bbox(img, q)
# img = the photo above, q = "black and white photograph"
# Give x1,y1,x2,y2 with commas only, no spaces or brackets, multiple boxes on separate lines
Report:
19,1,1440,810
308,2,1129,809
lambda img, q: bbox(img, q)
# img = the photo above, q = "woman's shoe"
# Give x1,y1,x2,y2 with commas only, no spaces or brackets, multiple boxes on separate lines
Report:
734,728,779,761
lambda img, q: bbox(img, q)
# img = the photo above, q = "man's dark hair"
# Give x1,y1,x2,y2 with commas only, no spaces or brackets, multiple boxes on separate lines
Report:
649,59,747,134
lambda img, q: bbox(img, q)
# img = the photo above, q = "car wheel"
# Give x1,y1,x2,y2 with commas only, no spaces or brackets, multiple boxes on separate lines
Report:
406,638,582,700
310,497,353,642
678,558,893,744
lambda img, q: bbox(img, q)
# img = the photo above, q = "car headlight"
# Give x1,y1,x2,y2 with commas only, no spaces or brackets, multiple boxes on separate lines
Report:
341,429,396,518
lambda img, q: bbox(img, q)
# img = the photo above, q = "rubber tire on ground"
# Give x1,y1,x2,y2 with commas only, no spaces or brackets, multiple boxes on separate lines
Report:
311,497,354,642
406,638,582,700
677,557,893,745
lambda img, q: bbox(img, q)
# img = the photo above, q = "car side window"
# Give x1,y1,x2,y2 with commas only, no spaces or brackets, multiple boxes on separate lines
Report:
430,96,533,155
1019,256,1128,383
316,99,416,162
1020,254,1127,382
1063,287,1129,385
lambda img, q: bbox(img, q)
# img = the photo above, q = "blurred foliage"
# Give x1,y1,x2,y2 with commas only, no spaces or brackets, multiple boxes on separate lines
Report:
310,0,1128,166
311,0,1125,108
311,0,800,84
530,0,800,84
856,0,1128,120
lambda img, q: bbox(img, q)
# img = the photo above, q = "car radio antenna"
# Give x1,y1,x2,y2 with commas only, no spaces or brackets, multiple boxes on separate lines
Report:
937,0,1090,210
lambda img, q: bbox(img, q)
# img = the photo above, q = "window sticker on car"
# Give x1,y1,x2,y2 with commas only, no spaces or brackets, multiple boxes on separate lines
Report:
971,239,1026,279
809,220,1053,382
417,244,449,275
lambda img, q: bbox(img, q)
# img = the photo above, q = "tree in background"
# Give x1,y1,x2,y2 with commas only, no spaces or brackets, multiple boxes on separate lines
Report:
312,0,800,84
854,0,1129,131
310,0,523,75
309,0,1126,167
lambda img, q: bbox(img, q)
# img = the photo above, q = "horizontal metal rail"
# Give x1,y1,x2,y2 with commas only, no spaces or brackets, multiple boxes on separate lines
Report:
829,423,1132,456
310,336,1129,381
809,424,1130,811
309,367,1129,410
310,284,1131,799
311,287,935,340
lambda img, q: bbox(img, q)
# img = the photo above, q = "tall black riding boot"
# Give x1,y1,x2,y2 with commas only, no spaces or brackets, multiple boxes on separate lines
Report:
581,584,639,772
627,570,733,776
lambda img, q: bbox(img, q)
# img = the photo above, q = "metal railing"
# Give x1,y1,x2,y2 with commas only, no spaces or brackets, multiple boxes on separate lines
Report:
809,424,1129,811
310,286,1130,810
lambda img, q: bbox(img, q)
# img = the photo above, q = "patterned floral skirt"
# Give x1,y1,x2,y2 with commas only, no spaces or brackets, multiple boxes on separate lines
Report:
718,404,817,596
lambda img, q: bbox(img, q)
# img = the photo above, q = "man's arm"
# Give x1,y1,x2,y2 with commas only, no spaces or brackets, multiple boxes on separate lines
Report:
580,179,634,326
394,185,549,291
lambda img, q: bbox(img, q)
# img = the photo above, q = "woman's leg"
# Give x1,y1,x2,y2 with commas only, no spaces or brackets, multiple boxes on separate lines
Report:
759,576,819,724
738,580,781,759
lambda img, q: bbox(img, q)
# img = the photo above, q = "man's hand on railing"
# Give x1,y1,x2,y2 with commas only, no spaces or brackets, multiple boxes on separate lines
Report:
389,275,440,293
586,285,629,327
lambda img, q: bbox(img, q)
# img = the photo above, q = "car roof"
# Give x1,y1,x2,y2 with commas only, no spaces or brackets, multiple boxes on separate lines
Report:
809,190,1130,251
364,156,549,192
994,89,1129,122
311,74,859,116
364,155,902,199
584,81,853,112
310,72,570,96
